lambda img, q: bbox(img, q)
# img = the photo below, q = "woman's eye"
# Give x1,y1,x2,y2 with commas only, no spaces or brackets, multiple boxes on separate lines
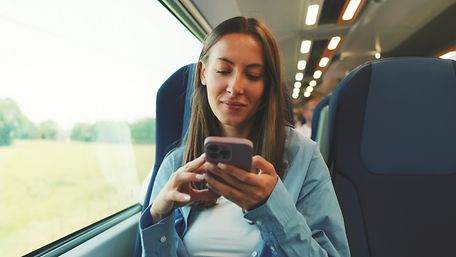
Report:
247,73,263,81
216,70,230,74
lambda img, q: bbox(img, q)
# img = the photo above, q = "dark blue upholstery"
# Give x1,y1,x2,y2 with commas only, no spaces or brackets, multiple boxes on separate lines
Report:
311,95,330,140
328,57,456,257
134,63,196,257
145,63,196,209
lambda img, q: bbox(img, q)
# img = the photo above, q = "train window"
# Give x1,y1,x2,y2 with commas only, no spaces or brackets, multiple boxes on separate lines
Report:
0,0,201,256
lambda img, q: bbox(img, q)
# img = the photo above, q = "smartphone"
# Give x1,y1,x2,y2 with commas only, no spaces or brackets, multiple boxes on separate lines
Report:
204,136,253,171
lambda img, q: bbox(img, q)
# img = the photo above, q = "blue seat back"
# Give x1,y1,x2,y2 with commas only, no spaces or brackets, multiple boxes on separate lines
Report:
134,63,195,257
311,95,331,162
328,57,456,257
311,95,330,140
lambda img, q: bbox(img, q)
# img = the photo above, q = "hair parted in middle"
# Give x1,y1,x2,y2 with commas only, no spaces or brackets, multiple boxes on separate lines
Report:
183,16,288,179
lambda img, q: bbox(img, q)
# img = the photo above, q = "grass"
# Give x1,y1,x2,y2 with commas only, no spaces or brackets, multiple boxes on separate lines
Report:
0,140,155,257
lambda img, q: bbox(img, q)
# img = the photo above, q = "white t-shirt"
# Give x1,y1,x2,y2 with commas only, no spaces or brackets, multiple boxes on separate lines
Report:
183,197,261,257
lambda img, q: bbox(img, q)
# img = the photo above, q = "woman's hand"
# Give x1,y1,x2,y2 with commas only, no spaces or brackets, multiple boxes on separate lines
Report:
150,154,219,223
204,155,278,210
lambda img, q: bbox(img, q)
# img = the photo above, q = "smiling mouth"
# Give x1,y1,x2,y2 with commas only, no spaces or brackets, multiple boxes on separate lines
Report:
221,101,246,107
221,101,246,111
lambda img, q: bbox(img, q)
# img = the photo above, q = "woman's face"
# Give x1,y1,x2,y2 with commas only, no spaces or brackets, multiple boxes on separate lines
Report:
200,33,265,136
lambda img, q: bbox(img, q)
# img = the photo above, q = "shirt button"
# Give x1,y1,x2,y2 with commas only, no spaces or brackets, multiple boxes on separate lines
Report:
160,236,167,243
270,246,275,252
251,251,257,257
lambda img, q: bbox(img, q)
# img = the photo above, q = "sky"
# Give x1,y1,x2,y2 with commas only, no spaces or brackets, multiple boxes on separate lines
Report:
0,0,202,130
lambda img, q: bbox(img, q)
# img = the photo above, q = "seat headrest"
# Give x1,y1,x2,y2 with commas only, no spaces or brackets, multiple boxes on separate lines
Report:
155,63,196,165
311,95,330,140
330,57,456,175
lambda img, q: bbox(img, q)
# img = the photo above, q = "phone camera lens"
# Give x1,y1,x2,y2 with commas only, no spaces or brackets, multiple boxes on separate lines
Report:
208,152,219,160
207,144,219,152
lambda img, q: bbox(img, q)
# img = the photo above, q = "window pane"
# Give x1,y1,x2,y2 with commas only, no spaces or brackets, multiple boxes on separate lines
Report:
0,0,201,256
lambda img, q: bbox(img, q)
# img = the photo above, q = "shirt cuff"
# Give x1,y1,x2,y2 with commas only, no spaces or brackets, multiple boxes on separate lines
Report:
139,205,177,255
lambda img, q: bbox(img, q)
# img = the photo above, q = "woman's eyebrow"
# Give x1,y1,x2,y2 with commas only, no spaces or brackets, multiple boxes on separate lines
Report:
246,63,264,69
217,57,263,68
217,57,234,65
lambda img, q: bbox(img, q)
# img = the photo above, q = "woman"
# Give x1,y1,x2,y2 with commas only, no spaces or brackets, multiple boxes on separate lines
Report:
140,16,350,257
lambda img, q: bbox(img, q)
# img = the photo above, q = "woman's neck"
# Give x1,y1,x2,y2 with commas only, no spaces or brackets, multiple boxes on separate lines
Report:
221,124,251,138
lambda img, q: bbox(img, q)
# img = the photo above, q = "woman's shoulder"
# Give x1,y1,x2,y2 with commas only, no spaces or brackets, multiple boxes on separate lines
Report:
283,126,319,167
283,127,329,184
285,126,317,151
161,145,185,168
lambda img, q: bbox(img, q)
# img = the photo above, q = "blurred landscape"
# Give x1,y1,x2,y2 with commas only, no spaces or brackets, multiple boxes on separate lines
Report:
0,98,156,146
0,98,156,256
0,140,154,256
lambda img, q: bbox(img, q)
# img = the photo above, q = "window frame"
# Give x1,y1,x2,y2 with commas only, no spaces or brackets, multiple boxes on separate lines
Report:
23,204,141,256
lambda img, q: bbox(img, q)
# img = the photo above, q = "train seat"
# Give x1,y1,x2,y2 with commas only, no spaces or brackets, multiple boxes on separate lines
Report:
135,63,196,257
311,95,331,163
328,57,456,257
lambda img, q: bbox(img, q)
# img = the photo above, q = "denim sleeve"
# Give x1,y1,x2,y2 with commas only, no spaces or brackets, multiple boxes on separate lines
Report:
139,206,178,257
139,149,188,257
244,144,350,257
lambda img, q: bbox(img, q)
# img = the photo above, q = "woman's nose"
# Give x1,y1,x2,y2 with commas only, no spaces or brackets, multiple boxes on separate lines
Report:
226,73,244,95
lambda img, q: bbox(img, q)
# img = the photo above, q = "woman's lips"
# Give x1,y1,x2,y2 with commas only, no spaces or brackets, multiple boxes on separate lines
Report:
221,101,246,111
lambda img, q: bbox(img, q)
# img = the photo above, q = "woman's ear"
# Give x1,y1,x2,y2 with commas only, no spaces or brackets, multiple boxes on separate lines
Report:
199,61,207,86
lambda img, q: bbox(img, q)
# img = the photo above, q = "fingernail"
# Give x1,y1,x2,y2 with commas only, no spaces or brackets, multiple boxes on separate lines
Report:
182,195,191,201
195,174,205,180
217,163,226,169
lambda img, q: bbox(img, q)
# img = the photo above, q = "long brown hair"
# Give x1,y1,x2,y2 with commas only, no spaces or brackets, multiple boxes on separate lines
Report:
184,16,287,178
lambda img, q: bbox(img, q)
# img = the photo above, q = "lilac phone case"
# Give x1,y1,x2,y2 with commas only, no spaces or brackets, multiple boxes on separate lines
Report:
204,136,253,171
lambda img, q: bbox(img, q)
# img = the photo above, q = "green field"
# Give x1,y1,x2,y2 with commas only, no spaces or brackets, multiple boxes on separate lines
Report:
0,140,155,257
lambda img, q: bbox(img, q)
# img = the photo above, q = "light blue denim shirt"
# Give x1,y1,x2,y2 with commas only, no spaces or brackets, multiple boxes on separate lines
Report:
140,127,350,257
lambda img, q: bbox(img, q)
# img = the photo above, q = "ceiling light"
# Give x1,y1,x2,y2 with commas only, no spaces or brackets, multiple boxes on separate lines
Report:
309,80,317,87
293,88,300,95
440,51,456,59
313,70,322,79
342,0,362,21
375,52,381,59
294,82,302,88
300,40,312,53
328,36,341,50
306,86,314,93
297,60,307,70
306,5,320,25
319,57,329,67
295,72,304,81
292,93,299,99
304,91,311,98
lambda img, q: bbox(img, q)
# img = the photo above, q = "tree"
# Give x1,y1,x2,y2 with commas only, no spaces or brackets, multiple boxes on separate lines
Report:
0,98,37,145
36,121,58,140
130,118,155,144
0,116,13,146
70,123,94,142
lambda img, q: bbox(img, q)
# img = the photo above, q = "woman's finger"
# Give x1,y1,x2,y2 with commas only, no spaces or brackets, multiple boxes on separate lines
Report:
204,162,256,187
205,172,246,202
172,171,205,186
251,155,277,176
189,186,220,202
178,153,206,173
170,191,191,203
